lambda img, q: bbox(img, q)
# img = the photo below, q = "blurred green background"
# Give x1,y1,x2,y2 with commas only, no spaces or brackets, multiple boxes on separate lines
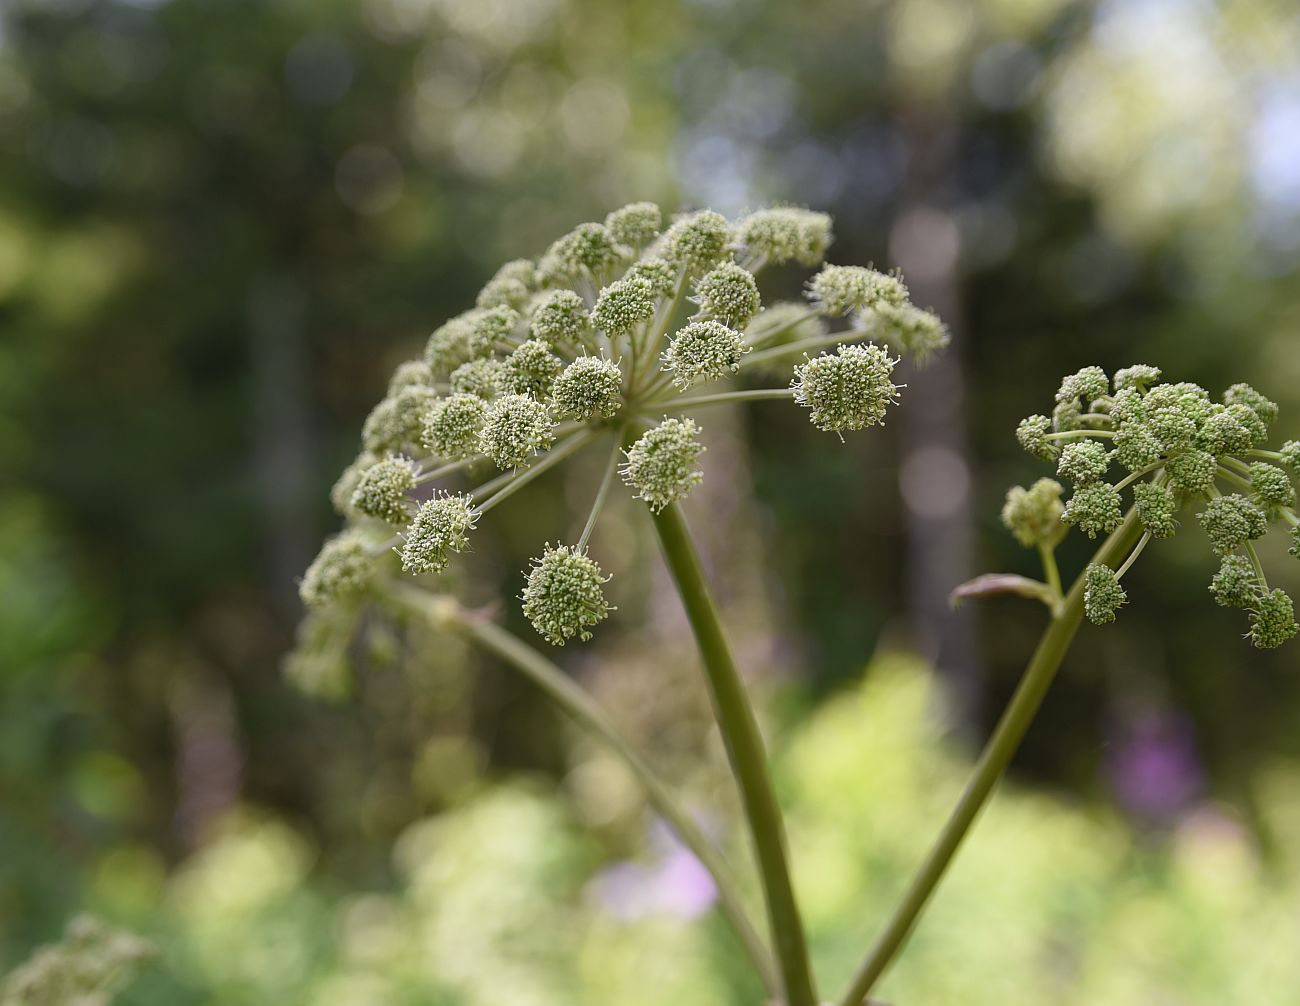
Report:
2,0,1300,1002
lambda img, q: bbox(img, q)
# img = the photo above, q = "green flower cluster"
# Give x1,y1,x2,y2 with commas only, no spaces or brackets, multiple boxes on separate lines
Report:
298,203,948,648
1010,365,1299,646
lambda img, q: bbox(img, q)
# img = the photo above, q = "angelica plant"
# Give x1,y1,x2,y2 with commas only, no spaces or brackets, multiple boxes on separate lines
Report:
837,365,1299,1006
294,202,948,1006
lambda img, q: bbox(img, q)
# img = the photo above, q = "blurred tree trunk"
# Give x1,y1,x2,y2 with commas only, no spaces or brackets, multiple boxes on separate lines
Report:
891,110,981,723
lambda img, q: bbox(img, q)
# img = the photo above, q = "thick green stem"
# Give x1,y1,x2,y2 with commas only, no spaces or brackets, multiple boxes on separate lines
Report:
838,508,1145,1006
650,502,818,1006
448,609,779,994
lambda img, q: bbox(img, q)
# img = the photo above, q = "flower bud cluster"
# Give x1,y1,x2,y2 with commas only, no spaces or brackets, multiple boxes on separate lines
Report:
298,201,950,653
1008,365,1298,647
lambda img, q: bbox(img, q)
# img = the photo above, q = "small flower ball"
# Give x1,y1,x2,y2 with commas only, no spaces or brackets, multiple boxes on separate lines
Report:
1165,449,1217,496
622,418,705,512
1001,478,1065,549
1084,563,1127,625
400,492,477,574
732,207,833,267
551,356,623,420
540,222,624,281
477,259,535,310
1056,366,1109,405
1249,589,1299,649
1196,409,1253,455
1223,382,1278,426
806,264,907,315
530,289,590,347
300,531,374,608
351,455,418,525
1113,364,1161,393
330,452,377,516
1279,440,1300,472
1198,494,1267,555
1133,480,1178,539
506,339,564,399
1210,554,1259,609
592,277,656,337
424,313,478,373
663,320,748,389
624,256,677,298
362,385,439,454
1112,422,1163,472
388,359,434,395
521,544,612,645
604,202,662,248
1249,462,1295,512
869,302,950,362
1016,415,1058,461
479,393,556,469
422,393,488,460
1061,482,1123,538
1057,441,1110,486
663,210,731,275
792,343,899,435
693,261,761,329
450,357,507,400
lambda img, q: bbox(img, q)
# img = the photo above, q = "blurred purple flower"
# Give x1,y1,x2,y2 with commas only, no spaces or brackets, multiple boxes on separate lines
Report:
589,818,719,921
1106,708,1204,822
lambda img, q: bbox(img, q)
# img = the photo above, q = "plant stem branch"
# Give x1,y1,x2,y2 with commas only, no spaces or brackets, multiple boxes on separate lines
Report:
471,431,598,512
837,508,1145,1006
642,388,794,412
578,438,623,549
443,609,779,994
649,502,818,1006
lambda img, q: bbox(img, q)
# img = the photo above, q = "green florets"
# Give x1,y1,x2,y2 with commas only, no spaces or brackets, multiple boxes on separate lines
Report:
622,418,705,512
868,302,951,362
506,339,564,399
604,202,662,248
1290,524,1300,559
388,359,434,394
1057,440,1110,486
1198,494,1267,555
1249,589,1298,649
1196,409,1254,455
530,289,590,347
1165,449,1217,496
479,394,556,469
539,222,625,281
693,261,761,329
1084,563,1127,625
1133,480,1178,539
592,276,657,337
362,386,439,454
792,343,899,436
1113,364,1161,393
663,320,747,389
1001,478,1066,548
551,356,623,420
1062,482,1123,538
1248,462,1295,513
663,210,731,276
400,492,477,574
300,531,375,609
1057,366,1109,406
422,393,488,460
806,265,907,316
350,455,418,525
1280,440,1300,472
521,544,612,645
732,207,833,267
1210,554,1259,608
1016,415,1058,461
450,357,507,400
624,256,678,298
1224,382,1278,426
331,453,377,516
1112,422,1163,472
477,259,535,310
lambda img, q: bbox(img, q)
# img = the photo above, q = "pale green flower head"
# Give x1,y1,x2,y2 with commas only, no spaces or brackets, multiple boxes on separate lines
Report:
1001,478,1066,549
299,201,950,646
1007,364,1299,647
1084,563,1126,625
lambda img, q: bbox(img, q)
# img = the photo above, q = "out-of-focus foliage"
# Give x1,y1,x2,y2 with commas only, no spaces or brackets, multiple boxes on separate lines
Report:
19,658,1300,1004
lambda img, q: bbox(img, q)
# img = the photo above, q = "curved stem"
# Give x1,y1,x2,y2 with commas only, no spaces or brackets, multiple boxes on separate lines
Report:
1037,544,1062,606
471,430,598,511
448,610,779,994
649,502,818,1006
642,388,794,412
578,438,623,550
838,508,1145,1006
